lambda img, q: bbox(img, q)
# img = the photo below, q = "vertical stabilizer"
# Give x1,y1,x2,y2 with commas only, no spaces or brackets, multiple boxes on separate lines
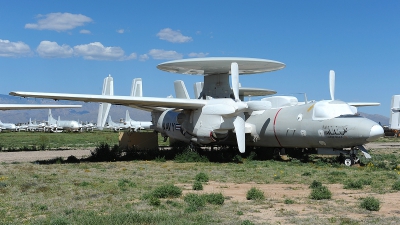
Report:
174,80,190,99
390,95,400,129
97,75,114,130
193,82,204,99
48,109,56,125
131,78,143,97
125,110,134,122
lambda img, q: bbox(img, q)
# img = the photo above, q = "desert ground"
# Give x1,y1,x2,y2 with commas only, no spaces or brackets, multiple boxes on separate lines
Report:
1,142,399,224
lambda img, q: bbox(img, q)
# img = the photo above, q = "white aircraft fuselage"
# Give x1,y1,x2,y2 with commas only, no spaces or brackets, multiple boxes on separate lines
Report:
153,99,382,150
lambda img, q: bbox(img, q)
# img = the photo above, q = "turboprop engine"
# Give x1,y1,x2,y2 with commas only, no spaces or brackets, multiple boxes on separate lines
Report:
153,109,231,145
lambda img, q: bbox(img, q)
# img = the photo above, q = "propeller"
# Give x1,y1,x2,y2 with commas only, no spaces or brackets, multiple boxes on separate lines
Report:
329,70,335,100
231,62,246,153
202,62,272,153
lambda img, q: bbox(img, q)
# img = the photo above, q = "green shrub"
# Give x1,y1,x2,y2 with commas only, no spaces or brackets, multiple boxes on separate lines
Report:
184,193,206,212
149,196,161,206
344,180,363,189
309,180,322,189
284,199,295,204
360,196,380,211
241,220,255,225
89,143,121,162
204,193,224,205
310,186,332,200
118,179,136,191
155,184,182,198
246,187,265,200
392,180,400,191
154,156,166,162
192,181,203,190
232,154,243,163
301,171,312,176
247,151,257,161
174,151,209,163
150,184,182,199
195,172,209,182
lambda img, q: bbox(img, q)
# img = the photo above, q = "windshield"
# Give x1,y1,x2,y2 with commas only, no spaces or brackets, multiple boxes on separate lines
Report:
312,100,355,120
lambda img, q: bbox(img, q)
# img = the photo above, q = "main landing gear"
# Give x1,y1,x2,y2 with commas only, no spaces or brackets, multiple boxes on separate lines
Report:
343,153,359,166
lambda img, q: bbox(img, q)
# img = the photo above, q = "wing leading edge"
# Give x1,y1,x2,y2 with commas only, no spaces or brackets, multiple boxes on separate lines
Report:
0,104,82,110
9,92,207,110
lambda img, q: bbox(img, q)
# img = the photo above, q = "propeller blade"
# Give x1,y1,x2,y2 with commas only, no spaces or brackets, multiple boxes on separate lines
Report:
233,114,246,153
231,62,239,101
329,70,335,100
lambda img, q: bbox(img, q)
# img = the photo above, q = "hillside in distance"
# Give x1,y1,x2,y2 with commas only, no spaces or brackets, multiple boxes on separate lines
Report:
0,94,389,125
0,94,151,124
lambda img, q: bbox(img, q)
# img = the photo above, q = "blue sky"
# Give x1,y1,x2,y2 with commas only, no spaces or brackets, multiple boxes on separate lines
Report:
0,0,399,116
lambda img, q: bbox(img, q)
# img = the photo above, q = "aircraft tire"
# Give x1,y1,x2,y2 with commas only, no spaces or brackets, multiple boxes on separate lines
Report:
344,157,354,166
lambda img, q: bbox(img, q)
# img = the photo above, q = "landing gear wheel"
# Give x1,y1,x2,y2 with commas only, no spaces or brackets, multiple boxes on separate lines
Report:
344,157,354,166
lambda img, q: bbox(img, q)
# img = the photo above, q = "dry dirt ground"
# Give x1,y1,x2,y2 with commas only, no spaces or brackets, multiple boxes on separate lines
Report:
1,142,399,224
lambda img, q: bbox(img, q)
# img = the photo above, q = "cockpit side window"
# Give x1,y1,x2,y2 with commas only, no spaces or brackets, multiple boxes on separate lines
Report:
312,100,355,120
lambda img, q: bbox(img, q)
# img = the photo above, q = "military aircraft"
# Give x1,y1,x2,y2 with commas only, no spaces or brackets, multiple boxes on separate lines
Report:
10,57,384,165
0,120,16,132
47,109,81,132
124,110,152,132
0,104,81,132
106,115,129,131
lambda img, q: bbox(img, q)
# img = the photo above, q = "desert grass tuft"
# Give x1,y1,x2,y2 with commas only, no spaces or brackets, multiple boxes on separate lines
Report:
246,187,265,201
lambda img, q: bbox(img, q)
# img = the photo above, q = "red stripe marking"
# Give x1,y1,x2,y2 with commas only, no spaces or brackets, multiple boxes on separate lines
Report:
273,108,283,147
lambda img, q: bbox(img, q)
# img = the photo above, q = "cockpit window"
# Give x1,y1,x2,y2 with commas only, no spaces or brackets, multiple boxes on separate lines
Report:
312,100,355,120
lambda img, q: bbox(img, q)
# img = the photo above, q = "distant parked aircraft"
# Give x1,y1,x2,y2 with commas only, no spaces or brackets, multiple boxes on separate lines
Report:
106,115,129,131
0,120,16,132
47,109,81,132
125,110,152,132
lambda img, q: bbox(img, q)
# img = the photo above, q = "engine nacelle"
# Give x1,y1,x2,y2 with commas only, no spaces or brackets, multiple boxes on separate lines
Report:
152,110,190,142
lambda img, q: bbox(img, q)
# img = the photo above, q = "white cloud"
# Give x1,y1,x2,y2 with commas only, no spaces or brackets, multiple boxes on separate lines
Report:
80,29,91,34
73,42,135,61
117,29,124,34
148,49,183,60
25,12,93,32
157,28,192,43
0,39,32,57
139,54,149,61
36,41,73,58
125,53,137,60
188,52,209,58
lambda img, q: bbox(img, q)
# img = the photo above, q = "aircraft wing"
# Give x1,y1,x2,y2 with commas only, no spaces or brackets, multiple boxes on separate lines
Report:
9,92,207,110
0,104,81,110
348,102,380,107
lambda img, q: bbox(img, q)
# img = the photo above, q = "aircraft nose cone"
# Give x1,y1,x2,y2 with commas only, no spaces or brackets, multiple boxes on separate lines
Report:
367,125,384,142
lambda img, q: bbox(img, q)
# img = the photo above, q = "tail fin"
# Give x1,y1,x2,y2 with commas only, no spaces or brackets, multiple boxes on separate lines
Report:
107,115,116,127
131,78,143,97
125,110,134,122
193,82,204,99
48,109,56,125
390,95,400,129
174,80,190,99
97,75,113,130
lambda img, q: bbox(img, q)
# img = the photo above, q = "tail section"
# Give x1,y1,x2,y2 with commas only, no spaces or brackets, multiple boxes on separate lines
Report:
194,82,204,99
125,110,134,122
174,80,190,99
390,95,400,129
97,75,114,130
48,109,56,125
131,78,143,97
